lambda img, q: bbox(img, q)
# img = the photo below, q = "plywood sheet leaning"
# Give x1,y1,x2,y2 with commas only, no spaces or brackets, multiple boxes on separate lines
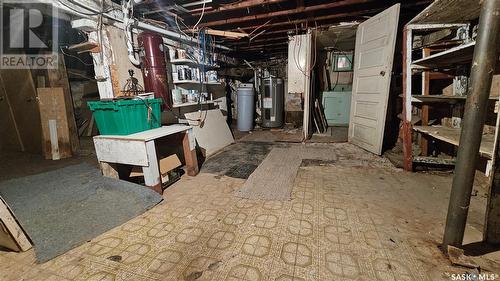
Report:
47,54,80,154
184,109,234,157
0,196,31,252
37,88,72,159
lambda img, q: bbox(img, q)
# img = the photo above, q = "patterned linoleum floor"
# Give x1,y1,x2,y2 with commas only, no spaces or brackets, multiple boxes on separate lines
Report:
0,144,498,281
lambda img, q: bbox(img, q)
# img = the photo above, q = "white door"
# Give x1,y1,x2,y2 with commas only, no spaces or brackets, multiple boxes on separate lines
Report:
348,4,400,154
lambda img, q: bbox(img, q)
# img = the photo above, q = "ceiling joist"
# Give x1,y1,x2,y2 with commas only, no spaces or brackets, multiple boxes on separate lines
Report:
197,0,372,28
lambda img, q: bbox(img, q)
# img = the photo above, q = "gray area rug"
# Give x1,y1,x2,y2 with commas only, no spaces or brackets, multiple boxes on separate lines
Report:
235,145,338,200
201,142,275,179
0,163,162,263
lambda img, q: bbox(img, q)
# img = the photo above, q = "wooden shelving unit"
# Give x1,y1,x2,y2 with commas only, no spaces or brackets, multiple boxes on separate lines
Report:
411,95,498,104
413,125,495,159
170,59,219,70
411,41,476,69
402,0,499,172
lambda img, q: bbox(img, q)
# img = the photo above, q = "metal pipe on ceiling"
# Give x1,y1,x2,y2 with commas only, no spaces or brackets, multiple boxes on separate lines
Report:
54,0,231,51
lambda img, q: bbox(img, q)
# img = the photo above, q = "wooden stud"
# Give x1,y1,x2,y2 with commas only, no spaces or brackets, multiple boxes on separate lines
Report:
420,48,431,156
142,141,162,194
183,129,199,176
0,196,32,252
402,27,413,171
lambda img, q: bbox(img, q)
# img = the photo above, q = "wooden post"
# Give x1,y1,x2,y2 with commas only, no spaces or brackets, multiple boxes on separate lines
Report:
402,27,413,171
183,129,199,176
142,141,162,194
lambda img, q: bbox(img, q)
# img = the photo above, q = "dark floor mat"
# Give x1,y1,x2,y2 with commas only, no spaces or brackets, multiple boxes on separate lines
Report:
0,163,162,263
201,142,275,179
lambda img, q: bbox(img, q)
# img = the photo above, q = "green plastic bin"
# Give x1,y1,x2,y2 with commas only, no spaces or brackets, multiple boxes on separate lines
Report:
88,98,162,135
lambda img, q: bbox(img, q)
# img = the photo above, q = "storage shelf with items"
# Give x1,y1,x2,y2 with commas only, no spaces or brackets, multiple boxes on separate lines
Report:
401,0,500,172
168,46,223,110
171,100,221,109
172,80,221,86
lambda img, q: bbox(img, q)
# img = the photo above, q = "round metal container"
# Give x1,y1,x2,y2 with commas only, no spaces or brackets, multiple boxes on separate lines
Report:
261,77,284,128
137,31,171,110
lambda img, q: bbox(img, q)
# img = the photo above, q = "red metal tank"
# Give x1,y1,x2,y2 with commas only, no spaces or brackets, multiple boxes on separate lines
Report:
137,31,171,110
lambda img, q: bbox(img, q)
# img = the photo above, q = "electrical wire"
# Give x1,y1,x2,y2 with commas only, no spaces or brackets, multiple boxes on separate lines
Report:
192,0,206,33
175,15,191,39
292,22,318,78
60,46,94,66
67,70,98,81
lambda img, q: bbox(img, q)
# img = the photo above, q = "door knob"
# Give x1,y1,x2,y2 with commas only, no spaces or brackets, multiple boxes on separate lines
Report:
380,71,386,76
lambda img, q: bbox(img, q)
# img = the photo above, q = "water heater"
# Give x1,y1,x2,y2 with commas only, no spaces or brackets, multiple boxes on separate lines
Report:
261,77,284,128
137,31,171,110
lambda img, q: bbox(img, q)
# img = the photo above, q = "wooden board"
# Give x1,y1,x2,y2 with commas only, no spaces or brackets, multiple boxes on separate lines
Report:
37,88,73,159
184,109,234,157
106,26,144,96
0,196,31,252
130,154,182,183
491,75,500,97
412,95,498,104
95,125,191,142
408,0,480,24
412,41,476,69
93,138,149,166
0,69,42,153
413,125,494,159
47,54,79,154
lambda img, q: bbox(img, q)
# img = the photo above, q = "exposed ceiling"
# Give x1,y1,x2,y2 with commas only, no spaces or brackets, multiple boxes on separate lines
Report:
132,0,433,60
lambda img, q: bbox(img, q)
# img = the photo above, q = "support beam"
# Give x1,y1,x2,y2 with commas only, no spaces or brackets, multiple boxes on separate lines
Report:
229,36,288,46
237,42,288,50
198,0,430,29
442,0,500,250
198,0,372,27
191,0,288,15
224,8,380,31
